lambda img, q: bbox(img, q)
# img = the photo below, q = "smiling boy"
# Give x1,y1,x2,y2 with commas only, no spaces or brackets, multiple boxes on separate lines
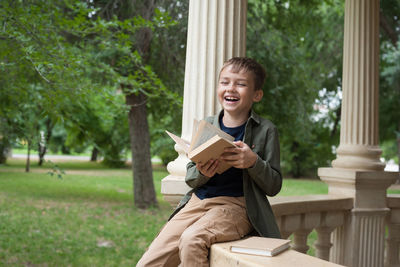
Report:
137,57,282,267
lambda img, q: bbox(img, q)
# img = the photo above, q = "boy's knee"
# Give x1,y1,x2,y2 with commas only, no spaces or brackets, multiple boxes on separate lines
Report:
179,228,212,265
179,227,211,253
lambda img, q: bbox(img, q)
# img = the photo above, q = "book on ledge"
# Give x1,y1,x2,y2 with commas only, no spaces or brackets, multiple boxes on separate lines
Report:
165,119,236,174
230,236,291,257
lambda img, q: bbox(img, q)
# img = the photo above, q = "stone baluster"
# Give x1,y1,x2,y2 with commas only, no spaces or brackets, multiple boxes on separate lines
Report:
315,227,335,260
315,211,345,261
279,214,301,240
385,209,400,267
161,0,248,206
292,229,312,254
292,213,320,254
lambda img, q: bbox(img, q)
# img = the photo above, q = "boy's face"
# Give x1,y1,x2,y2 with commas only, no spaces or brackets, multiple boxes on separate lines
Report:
217,65,263,117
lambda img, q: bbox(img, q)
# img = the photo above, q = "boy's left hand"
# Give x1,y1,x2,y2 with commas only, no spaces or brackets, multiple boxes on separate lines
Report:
220,141,257,169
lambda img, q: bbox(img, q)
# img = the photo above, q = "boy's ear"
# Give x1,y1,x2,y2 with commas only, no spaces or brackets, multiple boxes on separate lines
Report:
253,89,263,102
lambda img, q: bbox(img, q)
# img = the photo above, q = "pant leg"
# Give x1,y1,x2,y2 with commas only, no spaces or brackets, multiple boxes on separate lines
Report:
178,196,252,267
136,194,206,267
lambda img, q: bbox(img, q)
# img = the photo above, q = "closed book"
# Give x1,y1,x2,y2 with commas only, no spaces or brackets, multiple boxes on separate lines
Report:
230,237,290,257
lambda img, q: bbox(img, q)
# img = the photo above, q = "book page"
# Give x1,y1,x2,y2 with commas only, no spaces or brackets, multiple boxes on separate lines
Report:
191,119,199,144
165,131,190,154
202,120,235,141
189,120,235,151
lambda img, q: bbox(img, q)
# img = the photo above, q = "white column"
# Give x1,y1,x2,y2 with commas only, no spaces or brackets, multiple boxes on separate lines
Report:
319,0,399,266
331,0,384,171
161,0,247,206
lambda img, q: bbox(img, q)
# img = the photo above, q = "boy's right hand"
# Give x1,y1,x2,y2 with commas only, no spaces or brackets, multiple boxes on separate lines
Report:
196,159,219,178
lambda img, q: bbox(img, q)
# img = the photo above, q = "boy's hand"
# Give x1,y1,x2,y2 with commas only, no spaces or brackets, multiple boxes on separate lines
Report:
221,141,257,169
196,159,219,178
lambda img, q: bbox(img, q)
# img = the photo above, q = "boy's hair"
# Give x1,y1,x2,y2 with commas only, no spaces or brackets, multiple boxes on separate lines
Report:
220,57,266,90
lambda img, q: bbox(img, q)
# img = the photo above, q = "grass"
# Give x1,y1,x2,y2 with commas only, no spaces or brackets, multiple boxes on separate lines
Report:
0,159,171,266
1,158,399,266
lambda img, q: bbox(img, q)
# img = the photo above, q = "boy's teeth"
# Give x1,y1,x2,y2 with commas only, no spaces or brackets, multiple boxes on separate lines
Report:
225,96,239,101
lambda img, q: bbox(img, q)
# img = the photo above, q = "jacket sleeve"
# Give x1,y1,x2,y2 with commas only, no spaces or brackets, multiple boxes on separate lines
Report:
246,127,282,196
185,161,210,188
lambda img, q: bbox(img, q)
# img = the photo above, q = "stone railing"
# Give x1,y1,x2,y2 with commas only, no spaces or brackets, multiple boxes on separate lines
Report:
270,195,354,261
210,195,353,266
385,194,400,267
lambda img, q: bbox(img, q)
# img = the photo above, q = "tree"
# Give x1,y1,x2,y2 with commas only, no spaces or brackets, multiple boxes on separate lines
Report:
1,0,184,208
84,0,183,208
0,0,101,170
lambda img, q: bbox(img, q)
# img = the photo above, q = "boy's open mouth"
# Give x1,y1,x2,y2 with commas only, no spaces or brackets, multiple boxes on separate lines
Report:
224,96,239,102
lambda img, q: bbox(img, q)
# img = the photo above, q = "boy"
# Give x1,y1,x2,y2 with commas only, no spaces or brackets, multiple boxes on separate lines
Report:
137,57,282,267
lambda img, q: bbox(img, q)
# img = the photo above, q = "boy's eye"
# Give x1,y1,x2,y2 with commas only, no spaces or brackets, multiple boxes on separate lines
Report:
238,83,246,86
220,81,229,85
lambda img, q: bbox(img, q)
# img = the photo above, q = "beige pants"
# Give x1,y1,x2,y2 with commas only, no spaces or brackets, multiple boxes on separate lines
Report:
136,193,252,267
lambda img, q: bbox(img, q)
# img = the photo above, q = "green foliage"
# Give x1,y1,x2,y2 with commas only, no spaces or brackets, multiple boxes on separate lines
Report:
1,0,399,176
150,123,178,166
380,41,400,142
0,0,185,170
379,1,400,165
247,0,343,177
46,160,66,179
381,140,399,164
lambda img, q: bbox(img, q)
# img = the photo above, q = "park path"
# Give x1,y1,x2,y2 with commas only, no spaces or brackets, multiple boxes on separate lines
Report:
0,166,131,176
11,153,91,161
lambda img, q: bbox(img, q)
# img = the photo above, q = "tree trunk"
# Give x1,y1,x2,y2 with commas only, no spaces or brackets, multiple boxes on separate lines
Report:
379,11,399,46
330,103,341,138
397,136,400,174
128,0,157,209
98,0,158,209
126,92,158,209
90,147,99,162
397,122,400,176
26,140,31,172
0,137,9,164
38,118,53,166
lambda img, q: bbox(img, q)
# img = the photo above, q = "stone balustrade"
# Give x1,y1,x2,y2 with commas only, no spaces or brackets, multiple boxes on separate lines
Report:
209,195,353,266
210,193,400,266
385,194,400,267
270,195,354,260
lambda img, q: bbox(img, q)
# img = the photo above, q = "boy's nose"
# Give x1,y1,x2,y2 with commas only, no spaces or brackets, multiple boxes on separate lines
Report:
226,84,236,91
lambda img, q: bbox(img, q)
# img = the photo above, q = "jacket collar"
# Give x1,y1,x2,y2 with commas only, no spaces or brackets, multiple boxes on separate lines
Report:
214,109,261,127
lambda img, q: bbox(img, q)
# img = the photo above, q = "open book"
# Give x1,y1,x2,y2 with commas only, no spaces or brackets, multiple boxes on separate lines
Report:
230,236,291,257
166,119,237,174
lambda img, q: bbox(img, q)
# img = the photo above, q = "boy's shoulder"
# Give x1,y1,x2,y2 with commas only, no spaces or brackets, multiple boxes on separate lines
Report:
250,111,278,131
204,115,215,123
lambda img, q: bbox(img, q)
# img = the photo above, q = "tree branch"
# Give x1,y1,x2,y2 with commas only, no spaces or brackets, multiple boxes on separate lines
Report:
380,11,399,46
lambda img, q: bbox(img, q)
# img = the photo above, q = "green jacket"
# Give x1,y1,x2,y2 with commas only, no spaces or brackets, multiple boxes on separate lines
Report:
169,110,282,238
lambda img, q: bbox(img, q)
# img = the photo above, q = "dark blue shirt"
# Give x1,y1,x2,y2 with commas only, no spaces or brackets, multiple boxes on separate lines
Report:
195,115,246,199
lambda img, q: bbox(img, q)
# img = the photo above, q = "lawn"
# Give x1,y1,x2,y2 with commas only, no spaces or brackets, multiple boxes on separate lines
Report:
0,158,398,266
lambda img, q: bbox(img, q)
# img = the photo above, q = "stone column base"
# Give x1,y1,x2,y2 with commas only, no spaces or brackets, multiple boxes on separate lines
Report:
161,175,191,207
319,167,399,267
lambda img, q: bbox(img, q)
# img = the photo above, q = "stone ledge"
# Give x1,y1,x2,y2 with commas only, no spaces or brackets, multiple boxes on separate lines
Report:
269,195,353,217
210,240,344,267
387,194,400,208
